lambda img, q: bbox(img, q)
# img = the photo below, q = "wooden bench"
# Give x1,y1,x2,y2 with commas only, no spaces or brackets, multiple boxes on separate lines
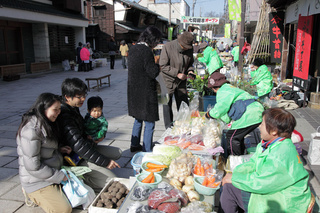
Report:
31,61,50,73
0,63,26,80
85,74,111,91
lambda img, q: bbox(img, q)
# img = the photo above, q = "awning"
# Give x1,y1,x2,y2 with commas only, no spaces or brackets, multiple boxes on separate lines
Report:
115,22,144,33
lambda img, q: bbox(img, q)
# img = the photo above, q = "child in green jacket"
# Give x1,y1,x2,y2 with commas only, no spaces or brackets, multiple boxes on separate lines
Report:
220,108,311,212
84,96,108,143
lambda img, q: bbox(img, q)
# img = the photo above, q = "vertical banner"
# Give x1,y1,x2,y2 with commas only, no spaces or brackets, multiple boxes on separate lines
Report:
225,23,230,38
293,15,314,90
228,0,241,21
269,12,284,63
168,27,173,41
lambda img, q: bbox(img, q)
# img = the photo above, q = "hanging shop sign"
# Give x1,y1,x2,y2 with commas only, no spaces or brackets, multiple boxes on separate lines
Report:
269,12,284,63
293,15,314,90
181,16,219,25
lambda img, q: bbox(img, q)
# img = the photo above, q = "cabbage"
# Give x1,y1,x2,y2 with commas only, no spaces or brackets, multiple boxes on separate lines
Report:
152,145,182,163
142,153,171,166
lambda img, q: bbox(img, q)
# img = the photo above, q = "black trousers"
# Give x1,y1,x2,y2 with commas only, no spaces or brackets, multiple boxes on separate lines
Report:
110,55,115,69
163,86,188,129
226,123,260,156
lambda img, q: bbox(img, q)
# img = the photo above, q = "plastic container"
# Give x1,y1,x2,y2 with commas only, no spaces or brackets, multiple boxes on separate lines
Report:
141,160,166,175
136,172,162,189
193,176,220,196
131,152,147,176
199,96,216,111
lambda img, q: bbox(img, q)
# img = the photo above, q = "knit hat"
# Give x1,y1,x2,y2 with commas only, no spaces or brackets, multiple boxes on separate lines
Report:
208,72,229,88
252,58,264,67
177,32,194,49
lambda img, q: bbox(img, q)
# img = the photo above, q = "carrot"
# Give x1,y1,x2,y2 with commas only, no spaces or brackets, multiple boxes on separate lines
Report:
194,158,202,175
150,175,155,183
202,176,208,186
146,162,168,169
141,172,154,183
207,175,216,187
200,165,205,176
211,181,221,188
188,144,205,150
178,141,192,149
164,140,178,145
145,168,163,172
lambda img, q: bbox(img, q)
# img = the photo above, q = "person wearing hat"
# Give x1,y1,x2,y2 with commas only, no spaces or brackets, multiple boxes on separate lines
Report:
193,41,200,53
197,45,224,75
205,72,264,156
250,58,273,101
159,31,196,129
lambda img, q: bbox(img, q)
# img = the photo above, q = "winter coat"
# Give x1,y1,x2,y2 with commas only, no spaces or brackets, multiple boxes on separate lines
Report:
197,46,223,75
250,64,273,97
84,113,108,141
159,40,194,94
80,47,90,61
208,83,264,129
17,116,65,193
57,103,111,167
231,46,240,62
232,138,311,212
127,43,160,122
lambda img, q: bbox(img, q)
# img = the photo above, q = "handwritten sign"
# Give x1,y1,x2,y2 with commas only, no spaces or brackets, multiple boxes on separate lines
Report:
269,12,284,63
181,16,219,25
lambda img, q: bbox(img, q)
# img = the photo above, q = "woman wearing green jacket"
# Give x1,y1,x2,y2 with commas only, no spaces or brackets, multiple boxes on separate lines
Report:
220,108,311,213
250,58,273,101
205,72,264,155
197,46,224,75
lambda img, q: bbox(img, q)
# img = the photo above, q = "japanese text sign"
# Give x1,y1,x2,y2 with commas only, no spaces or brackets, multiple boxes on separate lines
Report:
293,15,314,90
181,16,219,25
269,12,284,63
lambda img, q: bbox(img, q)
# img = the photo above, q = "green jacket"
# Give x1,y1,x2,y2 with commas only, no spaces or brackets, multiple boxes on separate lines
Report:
232,138,311,213
250,64,273,97
197,46,223,75
208,84,263,129
231,46,239,62
84,113,108,141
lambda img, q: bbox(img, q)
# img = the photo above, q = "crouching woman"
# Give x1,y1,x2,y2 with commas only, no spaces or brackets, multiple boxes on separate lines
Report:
17,93,71,213
220,108,311,213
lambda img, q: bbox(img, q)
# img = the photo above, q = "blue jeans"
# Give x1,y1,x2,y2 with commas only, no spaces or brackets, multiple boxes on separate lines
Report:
122,56,127,68
131,119,155,152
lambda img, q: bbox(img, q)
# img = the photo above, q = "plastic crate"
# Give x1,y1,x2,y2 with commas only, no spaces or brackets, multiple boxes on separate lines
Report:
130,152,147,176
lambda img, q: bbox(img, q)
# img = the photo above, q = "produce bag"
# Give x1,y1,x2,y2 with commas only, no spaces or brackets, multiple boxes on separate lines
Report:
61,169,89,207
156,75,169,105
307,127,320,165
225,154,253,172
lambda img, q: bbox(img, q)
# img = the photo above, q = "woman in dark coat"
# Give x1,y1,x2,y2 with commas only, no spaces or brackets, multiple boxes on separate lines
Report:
127,26,163,152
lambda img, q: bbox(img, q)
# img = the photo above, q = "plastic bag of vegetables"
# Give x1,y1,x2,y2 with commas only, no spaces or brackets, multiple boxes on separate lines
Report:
152,145,182,164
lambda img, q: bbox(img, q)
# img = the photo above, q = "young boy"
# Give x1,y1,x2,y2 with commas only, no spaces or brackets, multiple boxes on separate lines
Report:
57,78,121,190
84,96,108,143
220,108,311,212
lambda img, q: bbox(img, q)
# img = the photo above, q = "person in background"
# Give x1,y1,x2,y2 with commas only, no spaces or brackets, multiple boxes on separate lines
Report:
84,96,108,143
17,93,72,213
108,37,117,69
57,78,121,190
220,108,311,213
250,58,273,101
205,72,264,156
218,41,225,52
231,43,240,67
159,31,196,129
119,40,129,69
87,42,94,70
76,42,83,71
193,41,200,54
197,44,224,75
225,44,231,53
80,43,90,72
127,26,163,152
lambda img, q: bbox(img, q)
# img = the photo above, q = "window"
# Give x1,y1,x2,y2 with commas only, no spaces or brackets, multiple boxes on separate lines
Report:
94,5,106,16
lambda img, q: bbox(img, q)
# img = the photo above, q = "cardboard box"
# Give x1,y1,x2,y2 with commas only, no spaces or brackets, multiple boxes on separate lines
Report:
88,178,131,213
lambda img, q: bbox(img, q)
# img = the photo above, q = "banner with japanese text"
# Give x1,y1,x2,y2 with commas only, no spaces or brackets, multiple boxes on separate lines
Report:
228,0,241,21
225,24,230,38
293,15,314,90
269,12,284,63
181,16,219,25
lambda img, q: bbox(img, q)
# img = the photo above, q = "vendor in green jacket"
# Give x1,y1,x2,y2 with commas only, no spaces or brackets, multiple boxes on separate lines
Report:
205,72,264,155
220,108,311,213
231,44,239,67
197,45,224,75
250,58,273,101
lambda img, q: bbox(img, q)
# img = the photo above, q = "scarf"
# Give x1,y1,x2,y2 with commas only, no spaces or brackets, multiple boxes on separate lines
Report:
261,137,285,152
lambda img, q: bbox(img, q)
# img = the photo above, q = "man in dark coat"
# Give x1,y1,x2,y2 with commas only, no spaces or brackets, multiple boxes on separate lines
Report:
159,31,195,129
127,26,162,152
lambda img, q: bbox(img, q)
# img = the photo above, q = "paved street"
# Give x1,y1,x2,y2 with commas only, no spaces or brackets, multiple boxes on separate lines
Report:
0,60,320,212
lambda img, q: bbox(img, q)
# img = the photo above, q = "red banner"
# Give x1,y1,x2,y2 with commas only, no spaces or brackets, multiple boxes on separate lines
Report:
293,15,314,89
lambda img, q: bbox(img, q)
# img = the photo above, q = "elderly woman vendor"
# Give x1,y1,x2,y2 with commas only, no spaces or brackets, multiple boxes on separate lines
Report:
220,108,311,212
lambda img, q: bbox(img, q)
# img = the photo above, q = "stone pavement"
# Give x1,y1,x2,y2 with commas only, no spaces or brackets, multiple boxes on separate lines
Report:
0,60,320,212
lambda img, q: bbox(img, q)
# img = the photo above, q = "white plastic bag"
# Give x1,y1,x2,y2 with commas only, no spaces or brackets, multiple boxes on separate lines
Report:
307,127,320,165
62,60,71,71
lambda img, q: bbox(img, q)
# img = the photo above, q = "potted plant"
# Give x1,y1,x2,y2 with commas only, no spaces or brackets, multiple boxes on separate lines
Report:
188,68,216,111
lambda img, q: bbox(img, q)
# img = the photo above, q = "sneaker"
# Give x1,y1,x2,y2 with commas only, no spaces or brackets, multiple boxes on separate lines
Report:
130,145,143,152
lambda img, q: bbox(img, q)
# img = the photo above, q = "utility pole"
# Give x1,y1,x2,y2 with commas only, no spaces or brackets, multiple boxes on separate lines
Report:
192,0,196,17
238,0,246,74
